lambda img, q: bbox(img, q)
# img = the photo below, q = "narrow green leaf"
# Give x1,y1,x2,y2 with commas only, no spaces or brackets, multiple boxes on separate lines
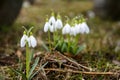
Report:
9,68,27,80
27,27,34,35
71,45,77,55
54,40,61,49
29,57,39,78
30,50,34,63
29,62,48,80
42,42,49,51
61,42,67,52
75,45,86,55
18,59,23,71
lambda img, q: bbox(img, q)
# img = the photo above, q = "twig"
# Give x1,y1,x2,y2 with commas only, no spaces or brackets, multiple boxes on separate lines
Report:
44,68,116,75
65,69,71,80
63,64,78,70
57,52,91,71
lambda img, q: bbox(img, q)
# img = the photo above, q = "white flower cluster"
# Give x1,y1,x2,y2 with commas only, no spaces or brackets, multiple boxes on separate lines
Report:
44,13,63,32
44,13,90,36
20,32,37,48
63,21,90,36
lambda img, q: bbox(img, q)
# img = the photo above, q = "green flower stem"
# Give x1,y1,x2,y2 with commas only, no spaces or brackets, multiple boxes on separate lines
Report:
26,42,30,79
48,31,51,52
67,34,70,53
75,34,79,44
59,29,62,41
53,31,56,49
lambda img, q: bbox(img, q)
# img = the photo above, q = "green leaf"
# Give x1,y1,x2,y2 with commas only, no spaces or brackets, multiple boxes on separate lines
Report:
27,27,34,35
30,50,34,63
54,40,61,49
29,62,48,80
42,42,49,51
9,67,27,80
75,45,86,55
71,41,77,47
28,57,39,78
18,59,23,72
70,45,77,55
61,42,67,52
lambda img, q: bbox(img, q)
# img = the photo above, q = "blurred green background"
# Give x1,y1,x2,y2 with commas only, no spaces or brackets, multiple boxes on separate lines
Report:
0,0,120,56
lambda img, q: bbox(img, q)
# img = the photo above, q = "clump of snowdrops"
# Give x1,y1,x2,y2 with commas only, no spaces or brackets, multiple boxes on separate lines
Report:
10,27,47,80
44,12,90,55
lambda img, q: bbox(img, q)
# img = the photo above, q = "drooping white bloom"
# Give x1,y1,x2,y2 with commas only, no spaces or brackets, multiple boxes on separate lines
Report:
77,23,85,34
76,22,90,34
48,15,56,32
29,35,37,48
20,34,28,47
55,18,63,29
20,32,37,48
81,22,90,34
49,16,56,26
44,22,50,32
62,23,71,35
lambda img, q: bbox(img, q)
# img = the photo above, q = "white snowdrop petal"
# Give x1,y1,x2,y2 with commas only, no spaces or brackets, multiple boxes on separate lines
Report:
20,38,26,47
62,27,66,34
28,38,31,47
70,27,76,36
65,24,71,34
20,34,28,47
55,19,63,29
50,25,54,32
79,24,85,34
44,22,50,32
73,27,77,36
82,22,90,34
62,23,71,35
75,24,80,34
84,23,90,33
29,36,37,48
85,27,90,34
70,27,73,35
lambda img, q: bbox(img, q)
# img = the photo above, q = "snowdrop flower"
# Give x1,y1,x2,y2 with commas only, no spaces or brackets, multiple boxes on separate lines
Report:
81,22,90,34
62,23,71,35
75,24,80,34
28,35,37,48
78,23,85,34
20,32,28,47
49,13,56,26
44,18,50,32
55,15,63,29
70,27,77,36
48,13,56,32
20,31,37,48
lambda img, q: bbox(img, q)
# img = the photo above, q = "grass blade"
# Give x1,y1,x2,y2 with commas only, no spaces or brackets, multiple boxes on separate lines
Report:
75,45,86,55
28,57,39,78
9,67,27,80
29,62,48,80
42,42,49,51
